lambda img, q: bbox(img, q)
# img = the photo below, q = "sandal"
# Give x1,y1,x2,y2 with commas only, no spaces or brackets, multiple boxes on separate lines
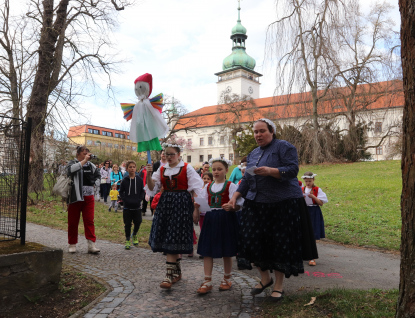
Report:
309,260,316,266
197,279,213,294
251,278,274,295
219,278,232,291
269,290,284,303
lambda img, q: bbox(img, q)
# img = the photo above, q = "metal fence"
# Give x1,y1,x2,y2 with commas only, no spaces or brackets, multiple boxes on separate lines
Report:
0,116,31,244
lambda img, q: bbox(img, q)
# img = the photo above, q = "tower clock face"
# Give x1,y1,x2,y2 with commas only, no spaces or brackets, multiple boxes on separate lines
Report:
248,86,253,94
226,86,232,93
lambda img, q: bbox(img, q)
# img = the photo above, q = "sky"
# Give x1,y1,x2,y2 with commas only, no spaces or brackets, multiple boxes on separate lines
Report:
31,0,402,132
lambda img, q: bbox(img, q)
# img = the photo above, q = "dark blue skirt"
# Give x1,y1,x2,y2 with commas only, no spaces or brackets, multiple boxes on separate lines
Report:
307,205,325,240
239,198,306,278
197,209,239,258
148,191,194,254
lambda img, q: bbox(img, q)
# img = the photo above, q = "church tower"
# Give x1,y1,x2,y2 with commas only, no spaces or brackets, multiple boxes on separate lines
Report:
215,1,262,103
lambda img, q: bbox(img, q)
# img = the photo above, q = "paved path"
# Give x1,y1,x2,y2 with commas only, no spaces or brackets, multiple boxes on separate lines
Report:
26,218,400,318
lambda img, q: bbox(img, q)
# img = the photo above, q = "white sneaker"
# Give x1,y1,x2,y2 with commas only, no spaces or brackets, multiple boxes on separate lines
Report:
68,244,76,253
87,239,100,254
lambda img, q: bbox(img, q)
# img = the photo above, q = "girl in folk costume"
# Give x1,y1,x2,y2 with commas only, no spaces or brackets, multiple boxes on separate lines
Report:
301,171,328,266
194,158,244,294
146,143,203,290
197,172,213,259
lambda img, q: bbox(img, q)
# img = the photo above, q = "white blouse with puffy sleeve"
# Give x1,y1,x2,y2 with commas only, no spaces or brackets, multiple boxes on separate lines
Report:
145,160,203,197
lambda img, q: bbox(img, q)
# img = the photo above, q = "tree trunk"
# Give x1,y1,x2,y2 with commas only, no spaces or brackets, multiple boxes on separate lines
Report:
396,0,415,316
311,89,320,164
25,0,69,194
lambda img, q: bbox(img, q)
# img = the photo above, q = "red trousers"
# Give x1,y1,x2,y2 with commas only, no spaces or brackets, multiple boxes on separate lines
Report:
68,195,96,244
199,215,205,231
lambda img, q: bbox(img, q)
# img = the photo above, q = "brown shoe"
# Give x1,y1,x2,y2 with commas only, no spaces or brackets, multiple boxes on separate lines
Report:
309,260,316,266
219,275,232,291
160,262,175,289
197,277,212,294
160,279,172,289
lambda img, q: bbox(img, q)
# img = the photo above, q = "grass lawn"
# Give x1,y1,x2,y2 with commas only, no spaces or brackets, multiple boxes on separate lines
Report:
298,161,401,251
27,197,152,248
229,160,401,251
260,288,398,318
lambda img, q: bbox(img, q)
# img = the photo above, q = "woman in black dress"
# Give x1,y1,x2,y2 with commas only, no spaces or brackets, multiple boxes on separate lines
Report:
229,118,317,302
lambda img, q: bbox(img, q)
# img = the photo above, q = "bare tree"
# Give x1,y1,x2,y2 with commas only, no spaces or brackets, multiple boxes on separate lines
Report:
0,0,135,196
325,0,401,161
214,93,260,163
396,1,415,316
266,0,345,163
162,95,206,144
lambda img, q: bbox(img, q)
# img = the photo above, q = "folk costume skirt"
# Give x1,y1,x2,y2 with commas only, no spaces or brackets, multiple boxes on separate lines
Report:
148,191,193,254
238,197,317,278
307,205,325,240
197,209,239,258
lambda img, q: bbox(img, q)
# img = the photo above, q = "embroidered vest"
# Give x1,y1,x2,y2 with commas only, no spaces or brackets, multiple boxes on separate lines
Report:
302,186,319,205
160,163,188,191
207,180,231,208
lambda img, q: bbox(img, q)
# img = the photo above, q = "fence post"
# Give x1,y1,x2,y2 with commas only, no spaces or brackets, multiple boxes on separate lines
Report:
20,117,32,245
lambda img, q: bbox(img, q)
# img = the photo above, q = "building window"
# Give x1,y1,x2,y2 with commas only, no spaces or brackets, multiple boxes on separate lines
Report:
375,122,382,133
188,138,192,144
208,136,213,145
132,146,136,151
208,154,212,161
127,135,130,140
87,128,99,134
127,146,131,150
108,143,113,148
120,145,125,150
86,140,92,145
115,133,120,138
187,155,191,163
101,142,106,147
120,134,125,139
102,131,107,136
199,155,204,162
200,138,204,146
94,141,100,146
376,146,383,155
229,154,234,161
107,132,112,137
220,154,224,159
114,144,119,149
220,136,225,145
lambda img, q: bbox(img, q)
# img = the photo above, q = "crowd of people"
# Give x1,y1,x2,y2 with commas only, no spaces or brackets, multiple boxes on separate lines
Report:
63,117,329,302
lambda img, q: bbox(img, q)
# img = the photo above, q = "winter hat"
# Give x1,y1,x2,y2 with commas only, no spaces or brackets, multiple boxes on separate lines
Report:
134,73,152,97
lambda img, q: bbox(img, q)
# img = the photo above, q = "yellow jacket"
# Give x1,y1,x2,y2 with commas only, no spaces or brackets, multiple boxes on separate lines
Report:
109,189,119,201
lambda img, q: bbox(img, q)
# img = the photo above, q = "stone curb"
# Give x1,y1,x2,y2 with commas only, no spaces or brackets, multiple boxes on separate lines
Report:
69,269,112,318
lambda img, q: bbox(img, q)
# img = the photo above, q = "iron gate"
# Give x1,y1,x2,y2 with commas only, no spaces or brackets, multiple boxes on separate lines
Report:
0,116,31,244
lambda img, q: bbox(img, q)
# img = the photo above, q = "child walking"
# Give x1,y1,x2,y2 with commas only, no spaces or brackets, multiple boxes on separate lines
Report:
108,184,119,212
119,160,145,250
194,158,243,294
301,171,328,266
146,143,203,290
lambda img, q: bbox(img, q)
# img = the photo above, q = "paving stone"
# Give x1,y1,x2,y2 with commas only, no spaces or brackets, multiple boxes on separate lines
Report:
26,223,258,318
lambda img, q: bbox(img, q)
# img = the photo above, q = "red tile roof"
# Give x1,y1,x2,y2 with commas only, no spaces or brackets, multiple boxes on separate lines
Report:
175,80,403,129
67,124,130,138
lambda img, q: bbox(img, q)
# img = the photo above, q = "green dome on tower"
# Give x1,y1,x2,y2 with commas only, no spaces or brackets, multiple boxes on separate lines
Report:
222,2,256,71
232,21,246,35
223,49,256,70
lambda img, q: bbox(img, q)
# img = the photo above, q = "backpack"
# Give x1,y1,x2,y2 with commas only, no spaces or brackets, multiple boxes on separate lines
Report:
53,171,73,200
